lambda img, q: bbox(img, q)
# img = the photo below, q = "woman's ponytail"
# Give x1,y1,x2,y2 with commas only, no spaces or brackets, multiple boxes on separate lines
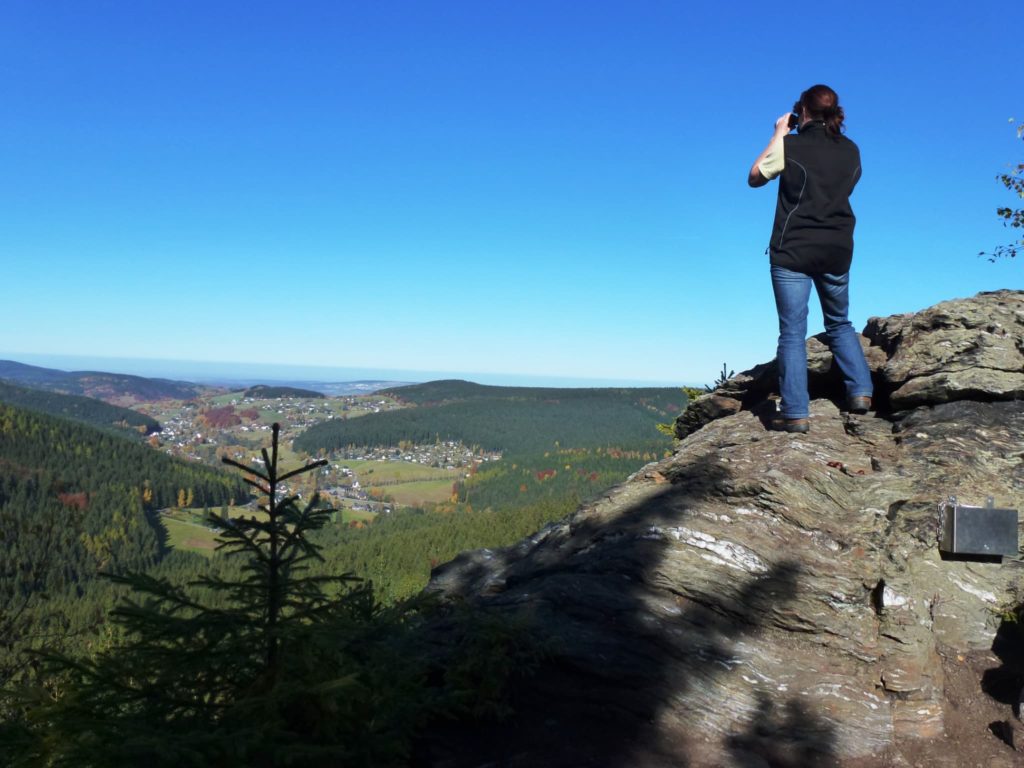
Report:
797,84,845,137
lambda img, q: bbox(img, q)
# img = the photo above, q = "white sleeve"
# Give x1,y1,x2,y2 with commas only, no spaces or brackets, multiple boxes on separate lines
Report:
758,135,785,180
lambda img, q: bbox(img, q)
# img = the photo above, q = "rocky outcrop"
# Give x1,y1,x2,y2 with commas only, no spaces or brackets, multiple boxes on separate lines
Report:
422,290,1024,767
676,290,1024,439
864,291,1024,409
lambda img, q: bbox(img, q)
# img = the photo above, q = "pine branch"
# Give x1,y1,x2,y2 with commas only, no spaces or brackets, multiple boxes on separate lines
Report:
278,459,328,484
220,455,270,482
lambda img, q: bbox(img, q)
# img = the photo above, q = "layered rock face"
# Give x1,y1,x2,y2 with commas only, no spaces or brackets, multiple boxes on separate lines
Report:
425,290,1024,767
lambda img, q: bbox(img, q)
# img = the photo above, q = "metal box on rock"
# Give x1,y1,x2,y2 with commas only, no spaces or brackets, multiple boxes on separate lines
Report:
939,497,1018,557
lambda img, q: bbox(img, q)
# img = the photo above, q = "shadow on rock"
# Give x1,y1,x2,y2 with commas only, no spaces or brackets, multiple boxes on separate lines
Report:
726,692,839,768
982,615,1024,715
416,451,835,767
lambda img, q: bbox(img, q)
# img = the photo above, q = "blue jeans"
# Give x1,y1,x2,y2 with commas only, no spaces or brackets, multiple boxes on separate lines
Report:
770,265,873,419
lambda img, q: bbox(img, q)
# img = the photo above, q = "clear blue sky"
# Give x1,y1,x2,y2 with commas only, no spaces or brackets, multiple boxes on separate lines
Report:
2,1,1020,387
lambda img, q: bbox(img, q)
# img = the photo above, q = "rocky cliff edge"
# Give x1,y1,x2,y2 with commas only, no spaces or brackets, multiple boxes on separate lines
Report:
423,289,1024,768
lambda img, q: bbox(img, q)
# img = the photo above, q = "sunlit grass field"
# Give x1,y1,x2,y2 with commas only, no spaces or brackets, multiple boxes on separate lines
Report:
339,459,464,483
160,506,269,556
375,478,454,506
161,514,219,556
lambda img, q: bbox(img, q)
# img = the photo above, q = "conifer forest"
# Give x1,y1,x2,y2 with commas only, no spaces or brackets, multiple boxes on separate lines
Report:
0,371,687,765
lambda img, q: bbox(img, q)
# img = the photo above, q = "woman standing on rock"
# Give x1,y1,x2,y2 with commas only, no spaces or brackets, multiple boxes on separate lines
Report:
748,84,873,433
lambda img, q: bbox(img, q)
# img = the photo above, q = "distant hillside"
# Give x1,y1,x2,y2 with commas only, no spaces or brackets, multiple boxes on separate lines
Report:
0,381,160,436
294,380,685,455
0,359,207,402
380,379,515,404
383,379,684,408
243,384,324,399
196,379,411,396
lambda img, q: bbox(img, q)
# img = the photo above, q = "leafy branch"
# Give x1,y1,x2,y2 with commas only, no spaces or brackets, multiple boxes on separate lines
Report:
980,118,1024,261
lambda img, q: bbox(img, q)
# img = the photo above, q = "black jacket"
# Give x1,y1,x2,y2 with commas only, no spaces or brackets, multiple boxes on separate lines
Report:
769,121,861,274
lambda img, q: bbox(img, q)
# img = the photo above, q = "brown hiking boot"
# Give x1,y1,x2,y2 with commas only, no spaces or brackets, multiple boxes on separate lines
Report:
847,396,872,414
769,417,809,434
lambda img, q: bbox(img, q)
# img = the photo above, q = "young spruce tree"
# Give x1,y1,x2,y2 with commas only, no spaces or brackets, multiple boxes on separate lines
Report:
4,424,430,768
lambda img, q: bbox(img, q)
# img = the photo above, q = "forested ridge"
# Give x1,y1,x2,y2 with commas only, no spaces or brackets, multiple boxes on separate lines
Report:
295,383,684,455
0,402,247,681
0,402,245,510
382,378,683,409
0,380,160,436
243,384,324,399
0,359,204,401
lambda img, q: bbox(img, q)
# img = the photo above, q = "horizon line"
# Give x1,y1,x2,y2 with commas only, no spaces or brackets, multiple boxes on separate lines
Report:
1,352,697,390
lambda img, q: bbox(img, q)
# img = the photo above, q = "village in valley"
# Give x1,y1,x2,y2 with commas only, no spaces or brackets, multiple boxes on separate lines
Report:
135,388,501,553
